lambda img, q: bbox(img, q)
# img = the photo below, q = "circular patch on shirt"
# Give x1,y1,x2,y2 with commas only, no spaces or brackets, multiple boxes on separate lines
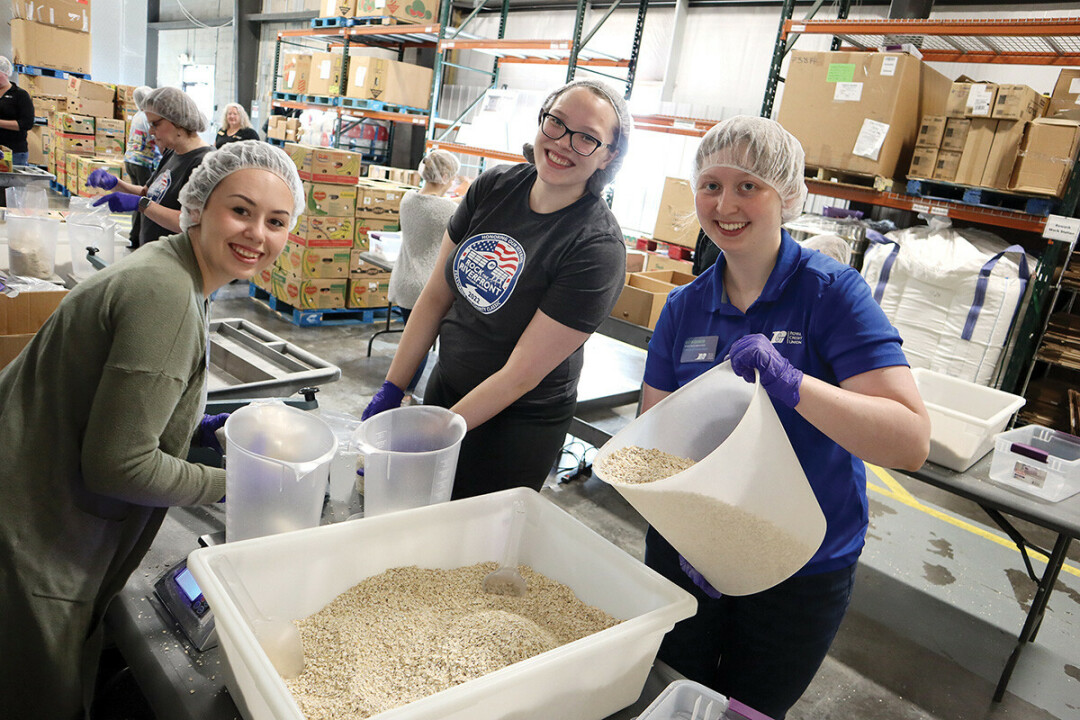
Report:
453,233,526,314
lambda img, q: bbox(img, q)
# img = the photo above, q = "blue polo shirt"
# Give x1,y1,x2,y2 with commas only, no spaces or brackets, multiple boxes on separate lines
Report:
644,231,908,574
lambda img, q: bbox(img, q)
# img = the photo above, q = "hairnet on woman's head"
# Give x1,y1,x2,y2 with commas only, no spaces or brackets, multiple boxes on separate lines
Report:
133,86,153,111
417,150,460,185
693,115,808,223
142,86,208,133
178,141,305,231
522,79,632,196
0,56,13,78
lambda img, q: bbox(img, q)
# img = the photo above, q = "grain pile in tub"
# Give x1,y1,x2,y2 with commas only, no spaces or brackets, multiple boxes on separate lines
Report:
596,446,818,587
285,563,620,718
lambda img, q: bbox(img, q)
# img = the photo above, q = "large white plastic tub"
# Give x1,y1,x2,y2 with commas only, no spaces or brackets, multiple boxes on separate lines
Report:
186,488,696,720
911,368,1025,472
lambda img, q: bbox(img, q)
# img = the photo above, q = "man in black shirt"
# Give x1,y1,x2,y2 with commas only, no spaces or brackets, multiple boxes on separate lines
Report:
0,56,36,165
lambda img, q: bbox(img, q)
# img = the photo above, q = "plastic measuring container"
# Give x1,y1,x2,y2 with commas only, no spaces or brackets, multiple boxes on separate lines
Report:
6,214,59,279
593,361,826,596
353,405,467,518
223,401,336,542
67,220,117,279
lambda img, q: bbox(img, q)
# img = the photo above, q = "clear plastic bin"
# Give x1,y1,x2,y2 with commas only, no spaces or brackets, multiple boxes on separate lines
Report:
635,679,775,720
989,425,1080,503
186,487,696,720
912,368,1025,472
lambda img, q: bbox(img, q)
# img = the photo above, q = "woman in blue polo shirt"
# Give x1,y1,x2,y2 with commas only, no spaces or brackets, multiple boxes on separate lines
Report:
641,116,930,719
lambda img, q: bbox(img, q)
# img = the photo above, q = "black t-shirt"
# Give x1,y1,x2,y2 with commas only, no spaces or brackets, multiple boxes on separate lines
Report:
441,162,626,407
140,146,212,246
0,83,36,153
215,127,260,148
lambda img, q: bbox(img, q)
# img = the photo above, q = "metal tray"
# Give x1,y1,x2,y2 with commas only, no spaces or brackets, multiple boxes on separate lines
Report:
206,318,340,400
0,165,55,188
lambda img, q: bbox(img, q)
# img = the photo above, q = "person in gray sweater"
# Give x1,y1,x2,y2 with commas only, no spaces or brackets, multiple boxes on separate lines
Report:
387,149,461,395
0,141,304,720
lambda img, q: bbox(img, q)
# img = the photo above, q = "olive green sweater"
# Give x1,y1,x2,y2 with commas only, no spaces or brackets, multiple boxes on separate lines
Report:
0,233,226,718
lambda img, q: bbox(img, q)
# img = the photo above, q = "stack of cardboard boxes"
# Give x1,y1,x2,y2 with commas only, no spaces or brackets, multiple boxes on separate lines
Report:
42,78,130,196
319,0,438,24
267,116,301,143
10,0,92,76
279,49,433,110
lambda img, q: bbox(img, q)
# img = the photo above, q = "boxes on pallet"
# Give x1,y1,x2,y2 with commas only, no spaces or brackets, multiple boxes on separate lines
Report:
10,19,91,74
355,178,407,218
281,54,312,95
11,0,91,33
320,0,354,17
354,0,438,22
289,215,354,247
307,52,344,96
288,143,362,184
55,132,94,156
776,50,951,180
1010,118,1080,197
345,56,433,110
303,182,358,217
944,81,997,118
276,272,348,309
347,252,392,307
55,112,94,135
276,240,352,279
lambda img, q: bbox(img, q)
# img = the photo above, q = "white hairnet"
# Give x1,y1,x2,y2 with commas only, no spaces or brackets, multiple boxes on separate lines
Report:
693,115,808,224
178,141,305,232
0,56,13,78
143,86,208,133
418,150,459,185
133,86,152,111
522,79,631,196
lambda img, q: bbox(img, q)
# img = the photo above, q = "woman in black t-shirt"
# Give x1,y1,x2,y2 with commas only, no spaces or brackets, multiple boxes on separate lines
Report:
88,87,212,247
0,56,35,165
215,103,260,148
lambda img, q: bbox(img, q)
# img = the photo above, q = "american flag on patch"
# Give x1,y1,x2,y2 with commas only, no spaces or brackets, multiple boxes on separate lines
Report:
469,237,521,275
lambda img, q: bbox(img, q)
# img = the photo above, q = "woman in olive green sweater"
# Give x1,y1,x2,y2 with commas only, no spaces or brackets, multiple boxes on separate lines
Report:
0,141,304,719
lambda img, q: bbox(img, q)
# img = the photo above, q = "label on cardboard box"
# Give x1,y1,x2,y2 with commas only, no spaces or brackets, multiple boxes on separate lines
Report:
881,56,898,76
826,64,855,83
967,84,994,117
853,119,889,161
833,83,862,102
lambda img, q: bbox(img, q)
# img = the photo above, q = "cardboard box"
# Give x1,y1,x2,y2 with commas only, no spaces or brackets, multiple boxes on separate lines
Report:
288,143,362,184
307,52,344,97
635,269,696,287
281,54,312,95
776,51,951,180
642,254,694,274
276,274,348,309
290,215,355,247
11,19,91,73
55,132,95,156
908,146,939,179
1047,69,1080,119
66,97,115,119
347,276,391,308
252,267,274,293
276,240,352,278
0,289,68,369
96,118,125,134
940,117,971,152
67,78,115,104
55,112,94,134
354,0,438,23
65,153,80,192
345,56,433,110
22,73,69,98
303,181,358,217
11,0,91,33
267,116,287,140
625,249,647,274
76,156,123,197
981,120,1028,190
320,0,354,16
992,84,1046,122
945,81,997,118
609,274,678,329
94,133,124,158
356,178,406,218
32,97,66,116
932,150,962,182
916,115,946,148
354,216,399,251
955,118,997,186
115,85,137,107
652,177,699,248
27,125,47,165
1010,118,1080,197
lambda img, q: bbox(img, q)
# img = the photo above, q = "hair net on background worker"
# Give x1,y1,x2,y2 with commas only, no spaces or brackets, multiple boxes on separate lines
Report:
133,86,153,112
0,56,13,78
178,141,305,232
522,79,632,197
142,86,208,134
693,115,809,224
417,150,460,185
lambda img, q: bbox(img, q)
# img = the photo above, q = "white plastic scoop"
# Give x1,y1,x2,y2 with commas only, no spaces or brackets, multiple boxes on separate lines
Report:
482,499,528,597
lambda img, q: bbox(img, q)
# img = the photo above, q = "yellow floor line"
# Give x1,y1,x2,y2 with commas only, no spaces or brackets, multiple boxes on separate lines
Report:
866,465,1080,580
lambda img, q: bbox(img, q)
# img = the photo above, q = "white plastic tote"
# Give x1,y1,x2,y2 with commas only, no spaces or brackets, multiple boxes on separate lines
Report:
593,362,826,596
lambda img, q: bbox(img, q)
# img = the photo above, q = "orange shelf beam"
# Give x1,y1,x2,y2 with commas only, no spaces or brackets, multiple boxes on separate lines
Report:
439,39,573,52
498,57,629,67
784,17,1080,40
425,140,525,164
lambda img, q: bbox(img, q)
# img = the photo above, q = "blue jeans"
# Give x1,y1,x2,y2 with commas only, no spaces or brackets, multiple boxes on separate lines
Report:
12,151,29,166
645,527,857,720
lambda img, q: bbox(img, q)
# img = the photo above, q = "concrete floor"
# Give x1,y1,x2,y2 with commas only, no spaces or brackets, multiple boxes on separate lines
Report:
208,282,1079,720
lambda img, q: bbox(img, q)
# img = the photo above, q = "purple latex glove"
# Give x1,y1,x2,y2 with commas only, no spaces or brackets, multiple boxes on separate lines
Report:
728,334,804,409
195,413,230,454
361,380,405,421
92,192,141,213
86,168,119,190
679,555,723,599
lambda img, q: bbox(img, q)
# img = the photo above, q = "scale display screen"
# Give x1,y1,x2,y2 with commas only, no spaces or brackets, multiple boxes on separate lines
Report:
174,567,203,602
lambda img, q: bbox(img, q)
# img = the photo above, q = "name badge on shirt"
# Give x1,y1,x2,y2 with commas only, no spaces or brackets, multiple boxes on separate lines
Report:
680,336,718,363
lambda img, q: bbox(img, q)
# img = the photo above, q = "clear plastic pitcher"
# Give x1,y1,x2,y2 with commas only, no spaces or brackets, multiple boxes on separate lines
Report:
67,221,116,279
353,405,467,518
223,401,336,542
318,409,363,504
593,362,826,596
6,214,59,279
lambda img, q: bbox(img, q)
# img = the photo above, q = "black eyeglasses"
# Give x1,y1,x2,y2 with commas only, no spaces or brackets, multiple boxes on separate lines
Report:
539,112,614,157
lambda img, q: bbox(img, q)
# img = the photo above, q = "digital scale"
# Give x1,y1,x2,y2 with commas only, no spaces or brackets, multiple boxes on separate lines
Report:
152,531,226,652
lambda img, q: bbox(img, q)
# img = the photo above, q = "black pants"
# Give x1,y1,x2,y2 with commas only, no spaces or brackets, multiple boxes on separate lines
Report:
423,364,576,499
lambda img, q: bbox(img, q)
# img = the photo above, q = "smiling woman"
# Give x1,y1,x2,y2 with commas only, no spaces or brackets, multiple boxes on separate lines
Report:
0,140,305,720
